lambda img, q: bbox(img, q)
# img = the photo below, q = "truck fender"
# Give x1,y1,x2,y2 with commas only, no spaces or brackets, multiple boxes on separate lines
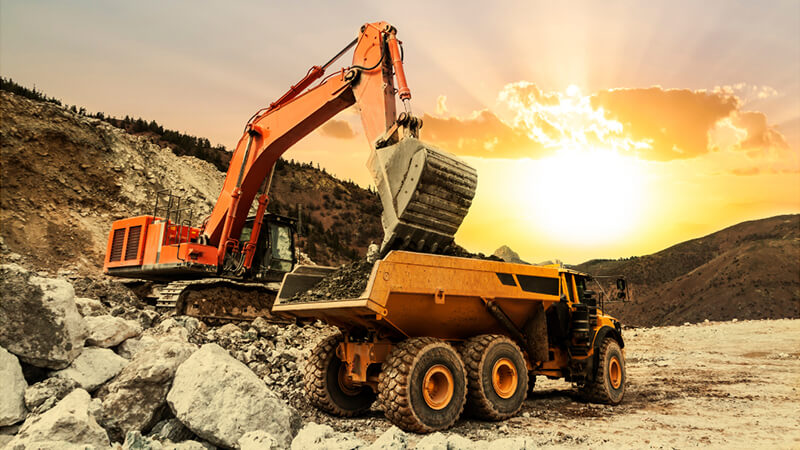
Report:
588,325,624,381
593,325,624,351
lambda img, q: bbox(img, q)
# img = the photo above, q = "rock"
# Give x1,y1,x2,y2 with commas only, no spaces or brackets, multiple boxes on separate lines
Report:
365,426,409,450
170,441,216,450
137,310,161,329
216,323,242,336
290,423,366,450
117,335,159,359
167,344,301,449
446,435,486,450
0,346,28,426
486,437,533,450
0,264,88,369
123,431,163,450
24,377,79,412
173,316,202,335
7,389,110,449
250,317,278,338
148,418,195,443
146,318,191,343
74,297,107,317
239,430,281,450
97,340,197,441
414,433,448,450
53,347,128,391
85,315,142,347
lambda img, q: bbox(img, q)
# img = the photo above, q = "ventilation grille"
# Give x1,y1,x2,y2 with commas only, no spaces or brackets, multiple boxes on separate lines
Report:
124,226,142,261
109,228,126,262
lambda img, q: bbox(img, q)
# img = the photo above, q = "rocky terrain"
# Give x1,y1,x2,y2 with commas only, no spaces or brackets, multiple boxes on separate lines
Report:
0,90,382,271
1,262,798,449
575,214,800,326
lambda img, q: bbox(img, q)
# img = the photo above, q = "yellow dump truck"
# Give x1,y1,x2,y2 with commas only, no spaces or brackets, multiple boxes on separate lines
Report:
273,251,627,433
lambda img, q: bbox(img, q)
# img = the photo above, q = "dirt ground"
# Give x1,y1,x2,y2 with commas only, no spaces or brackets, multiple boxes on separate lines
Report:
322,319,800,448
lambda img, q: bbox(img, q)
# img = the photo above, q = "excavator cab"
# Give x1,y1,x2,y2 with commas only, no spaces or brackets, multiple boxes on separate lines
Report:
239,213,297,282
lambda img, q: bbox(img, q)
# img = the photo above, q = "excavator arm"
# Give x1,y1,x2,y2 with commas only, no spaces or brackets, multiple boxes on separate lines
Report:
205,21,477,270
102,21,477,280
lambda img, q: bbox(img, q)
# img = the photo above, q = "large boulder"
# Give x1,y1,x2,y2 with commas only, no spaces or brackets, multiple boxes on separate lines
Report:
24,377,79,415
53,346,128,392
96,340,197,441
0,346,28,426
0,264,88,369
167,343,301,449
6,389,110,449
290,423,366,450
84,315,142,347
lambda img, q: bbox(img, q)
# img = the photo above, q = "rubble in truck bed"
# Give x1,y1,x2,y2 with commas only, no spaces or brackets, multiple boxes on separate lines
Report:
287,259,375,303
285,246,503,304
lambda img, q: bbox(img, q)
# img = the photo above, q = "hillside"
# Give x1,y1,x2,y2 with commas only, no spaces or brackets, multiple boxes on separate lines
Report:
0,90,382,273
575,215,800,326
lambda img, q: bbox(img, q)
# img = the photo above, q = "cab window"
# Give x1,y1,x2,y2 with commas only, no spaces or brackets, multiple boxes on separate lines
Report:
269,225,293,272
565,274,575,302
575,276,586,302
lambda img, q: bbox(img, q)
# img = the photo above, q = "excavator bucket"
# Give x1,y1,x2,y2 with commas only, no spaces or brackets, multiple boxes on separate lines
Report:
368,137,478,254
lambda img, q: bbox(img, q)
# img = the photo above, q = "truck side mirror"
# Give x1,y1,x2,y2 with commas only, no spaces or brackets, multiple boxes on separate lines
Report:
616,278,627,300
616,278,626,291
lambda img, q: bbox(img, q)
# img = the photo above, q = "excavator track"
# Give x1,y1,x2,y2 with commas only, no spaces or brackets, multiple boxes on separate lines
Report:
152,278,291,325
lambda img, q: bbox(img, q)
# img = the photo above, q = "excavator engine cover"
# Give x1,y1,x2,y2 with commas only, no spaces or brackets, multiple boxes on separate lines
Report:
369,137,478,254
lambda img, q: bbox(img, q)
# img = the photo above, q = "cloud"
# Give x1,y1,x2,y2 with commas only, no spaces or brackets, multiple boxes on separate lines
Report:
421,110,547,159
414,83,794,169
435,95,448,115
590,87,739,161
319,119,356,139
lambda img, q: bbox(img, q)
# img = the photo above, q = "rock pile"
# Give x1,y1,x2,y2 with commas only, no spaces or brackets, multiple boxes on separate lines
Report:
287,258,375,303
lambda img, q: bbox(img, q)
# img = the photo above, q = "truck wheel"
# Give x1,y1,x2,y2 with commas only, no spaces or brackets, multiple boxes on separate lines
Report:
579,337,625,405
378,337,467,433
304,334,376,417
460,335,528,420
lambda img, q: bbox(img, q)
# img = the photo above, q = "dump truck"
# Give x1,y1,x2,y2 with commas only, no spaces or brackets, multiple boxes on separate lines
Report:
274,251,628,433
101,21,477,319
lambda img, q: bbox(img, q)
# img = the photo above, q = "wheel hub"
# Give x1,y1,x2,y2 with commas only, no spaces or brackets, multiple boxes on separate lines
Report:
337,363,362,396
491,357,518,399
609,356,622,389
422,364,454,410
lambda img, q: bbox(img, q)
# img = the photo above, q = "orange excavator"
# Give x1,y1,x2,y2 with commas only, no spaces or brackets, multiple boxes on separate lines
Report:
102,22,478,319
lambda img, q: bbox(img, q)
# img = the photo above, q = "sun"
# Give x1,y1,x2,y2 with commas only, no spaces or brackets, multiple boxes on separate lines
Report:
520,148,645,245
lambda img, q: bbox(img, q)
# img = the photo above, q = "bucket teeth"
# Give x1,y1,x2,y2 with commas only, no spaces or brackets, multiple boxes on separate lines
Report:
368,137,477,255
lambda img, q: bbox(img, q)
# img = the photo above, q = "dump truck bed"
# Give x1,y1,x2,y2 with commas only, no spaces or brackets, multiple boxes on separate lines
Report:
273,251,563,340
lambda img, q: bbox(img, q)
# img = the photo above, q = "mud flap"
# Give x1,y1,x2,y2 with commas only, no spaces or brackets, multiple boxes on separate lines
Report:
523,303,550,362
368,137,477,254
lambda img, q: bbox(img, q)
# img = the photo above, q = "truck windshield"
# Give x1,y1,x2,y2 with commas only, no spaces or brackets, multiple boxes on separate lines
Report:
269,225,293,272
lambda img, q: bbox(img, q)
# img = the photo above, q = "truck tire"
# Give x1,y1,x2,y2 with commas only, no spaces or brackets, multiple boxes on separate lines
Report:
460,335,528,420
579,337,625,404
304,334,376,417
378,337,467,433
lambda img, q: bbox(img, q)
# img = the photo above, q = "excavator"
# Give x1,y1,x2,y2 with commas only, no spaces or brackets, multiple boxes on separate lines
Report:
102,21,478,320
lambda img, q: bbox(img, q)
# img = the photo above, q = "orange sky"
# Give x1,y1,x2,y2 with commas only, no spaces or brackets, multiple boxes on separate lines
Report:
2,1,799,263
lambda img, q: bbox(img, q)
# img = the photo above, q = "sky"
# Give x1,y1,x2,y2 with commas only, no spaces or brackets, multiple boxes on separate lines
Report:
2,1,799,263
